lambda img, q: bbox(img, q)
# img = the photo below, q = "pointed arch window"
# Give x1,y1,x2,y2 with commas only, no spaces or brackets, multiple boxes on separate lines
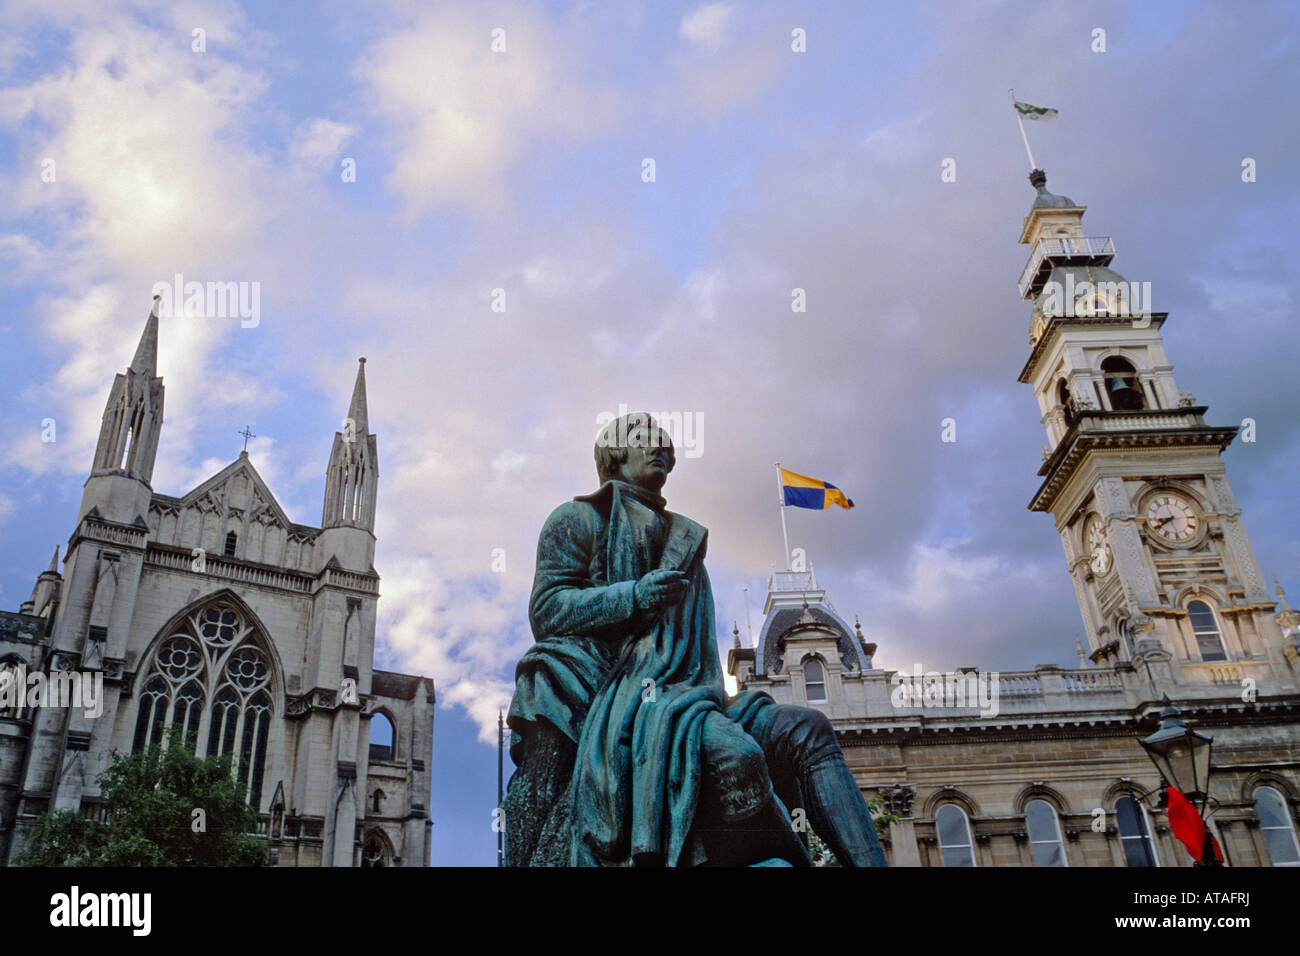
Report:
1187,600,1227,662
370,712,395,762
132,601,275,808
1253,786,1300,866
362,829,393,867
224,531,238,557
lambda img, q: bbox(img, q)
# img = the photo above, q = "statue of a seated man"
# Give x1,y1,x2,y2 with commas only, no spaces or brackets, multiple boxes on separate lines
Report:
504,413,887,867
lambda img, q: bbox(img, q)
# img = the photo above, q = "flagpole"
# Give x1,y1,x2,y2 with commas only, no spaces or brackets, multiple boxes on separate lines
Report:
775,462,791,571
497,709,504,867
1009,88,1037,171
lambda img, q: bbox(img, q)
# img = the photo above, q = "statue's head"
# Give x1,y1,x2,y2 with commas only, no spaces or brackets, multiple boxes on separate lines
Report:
594,412,676,493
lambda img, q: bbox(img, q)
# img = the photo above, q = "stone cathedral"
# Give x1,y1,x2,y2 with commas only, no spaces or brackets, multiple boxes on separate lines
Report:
0,306,435,867
732,170,1300,867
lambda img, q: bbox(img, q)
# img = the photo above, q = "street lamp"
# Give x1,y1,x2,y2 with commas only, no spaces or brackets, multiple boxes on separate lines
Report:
1139,697,1221,867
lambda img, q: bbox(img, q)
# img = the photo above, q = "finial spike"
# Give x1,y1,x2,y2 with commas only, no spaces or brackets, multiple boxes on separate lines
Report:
130,297,160,375
347,358,369,436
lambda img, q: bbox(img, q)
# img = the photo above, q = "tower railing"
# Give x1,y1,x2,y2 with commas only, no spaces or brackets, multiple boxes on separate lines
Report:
1018,236,1116,298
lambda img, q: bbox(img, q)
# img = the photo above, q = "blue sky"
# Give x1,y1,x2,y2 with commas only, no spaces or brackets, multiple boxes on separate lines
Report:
1,0,1297,866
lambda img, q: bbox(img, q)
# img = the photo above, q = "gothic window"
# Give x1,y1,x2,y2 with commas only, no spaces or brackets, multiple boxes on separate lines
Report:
803,658,827,703
362,829,392,867
132,601,275,807
1187,600,1227,662
1252,786,1300,866
372,789,386,814
224,531,238,557
1115,795,1159,866
370,712,395,762
935,804,975,867
1101,357,1146,411
1025,799,1066,866
0,659,24,720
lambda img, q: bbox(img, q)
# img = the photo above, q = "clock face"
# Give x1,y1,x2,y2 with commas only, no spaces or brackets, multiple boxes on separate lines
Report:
1085,515,1112,574
1146,493,1199,543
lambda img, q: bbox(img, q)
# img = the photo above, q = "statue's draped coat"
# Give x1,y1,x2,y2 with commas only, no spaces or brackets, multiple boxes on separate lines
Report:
508,480,771,866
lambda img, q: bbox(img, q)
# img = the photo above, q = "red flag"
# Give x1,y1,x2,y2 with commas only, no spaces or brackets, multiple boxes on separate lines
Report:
1166,787,1223,863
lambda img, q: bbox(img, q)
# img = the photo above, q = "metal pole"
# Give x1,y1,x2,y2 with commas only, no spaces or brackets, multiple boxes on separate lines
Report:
1009,89,1037,171
743,586,754,645
775,462,791,570
497,709,504,867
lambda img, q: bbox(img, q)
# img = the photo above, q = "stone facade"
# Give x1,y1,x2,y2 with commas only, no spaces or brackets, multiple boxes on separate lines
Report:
0,308,435,866
731,172,1300,868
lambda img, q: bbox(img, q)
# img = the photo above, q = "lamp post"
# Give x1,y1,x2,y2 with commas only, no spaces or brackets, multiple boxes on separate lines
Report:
1139,697,1221,867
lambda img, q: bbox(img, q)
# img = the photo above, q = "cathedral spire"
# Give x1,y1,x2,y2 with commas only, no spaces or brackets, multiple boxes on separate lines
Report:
321,358,378,538
130,298,160,376
347,357,369,436
86,294,165,491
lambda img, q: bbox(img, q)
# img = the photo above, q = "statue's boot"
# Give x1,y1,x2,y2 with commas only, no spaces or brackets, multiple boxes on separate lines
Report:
802,751,888,867
748,702,888,867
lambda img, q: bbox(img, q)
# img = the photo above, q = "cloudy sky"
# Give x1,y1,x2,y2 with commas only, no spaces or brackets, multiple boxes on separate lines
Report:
1,0,1296,865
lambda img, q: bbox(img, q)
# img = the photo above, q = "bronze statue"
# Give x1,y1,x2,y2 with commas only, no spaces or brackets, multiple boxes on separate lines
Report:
504,412,887,866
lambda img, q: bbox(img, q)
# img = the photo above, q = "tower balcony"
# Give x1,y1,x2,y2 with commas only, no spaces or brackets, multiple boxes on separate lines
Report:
763,568,837,614
1018,236,1115,298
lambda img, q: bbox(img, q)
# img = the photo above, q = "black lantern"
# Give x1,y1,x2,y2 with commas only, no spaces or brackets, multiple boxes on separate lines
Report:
1139,699,1213,801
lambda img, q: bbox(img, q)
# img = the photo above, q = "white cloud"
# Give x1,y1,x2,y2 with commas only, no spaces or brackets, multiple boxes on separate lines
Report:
355,4,621,218
679,4,734,52
290,118,358,171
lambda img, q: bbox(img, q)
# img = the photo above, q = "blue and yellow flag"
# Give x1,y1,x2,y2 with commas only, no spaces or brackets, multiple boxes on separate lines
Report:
779,467,854,510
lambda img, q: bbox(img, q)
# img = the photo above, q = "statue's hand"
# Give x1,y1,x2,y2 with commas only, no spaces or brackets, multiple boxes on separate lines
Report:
633,569,688,613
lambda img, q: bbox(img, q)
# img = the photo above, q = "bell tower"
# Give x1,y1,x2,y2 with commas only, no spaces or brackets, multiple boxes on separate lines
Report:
1015,170,1289,687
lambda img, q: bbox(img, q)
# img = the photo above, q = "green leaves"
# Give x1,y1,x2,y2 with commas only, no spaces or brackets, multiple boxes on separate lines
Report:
14,727,270,867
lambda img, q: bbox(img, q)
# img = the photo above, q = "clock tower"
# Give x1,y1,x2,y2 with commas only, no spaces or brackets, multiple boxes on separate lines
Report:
1016,169,1292,689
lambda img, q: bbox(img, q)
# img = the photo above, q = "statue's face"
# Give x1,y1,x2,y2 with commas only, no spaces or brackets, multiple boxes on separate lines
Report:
616,423,671,492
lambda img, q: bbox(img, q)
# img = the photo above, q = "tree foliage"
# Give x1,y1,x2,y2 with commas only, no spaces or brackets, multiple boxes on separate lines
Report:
14,730,270,867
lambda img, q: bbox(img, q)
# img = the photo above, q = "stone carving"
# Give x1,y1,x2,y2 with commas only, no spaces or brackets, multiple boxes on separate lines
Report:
503,413,886,867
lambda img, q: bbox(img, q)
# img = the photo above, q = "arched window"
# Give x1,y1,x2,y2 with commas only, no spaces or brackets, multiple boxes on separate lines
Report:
370,712,395,762
1025,799,1067,866
935,804,976,867
1101,357,1145,411
372,788,386,814
224,531,238,557
1187,600,1227,662
1115,795,1159,866
132,601,275,808
1252,786,1300,866
802,658,827,702
362,829,392,867
0,659,24,720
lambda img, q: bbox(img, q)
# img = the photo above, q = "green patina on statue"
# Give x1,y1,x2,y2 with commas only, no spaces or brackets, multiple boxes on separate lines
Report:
504,412,887,867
